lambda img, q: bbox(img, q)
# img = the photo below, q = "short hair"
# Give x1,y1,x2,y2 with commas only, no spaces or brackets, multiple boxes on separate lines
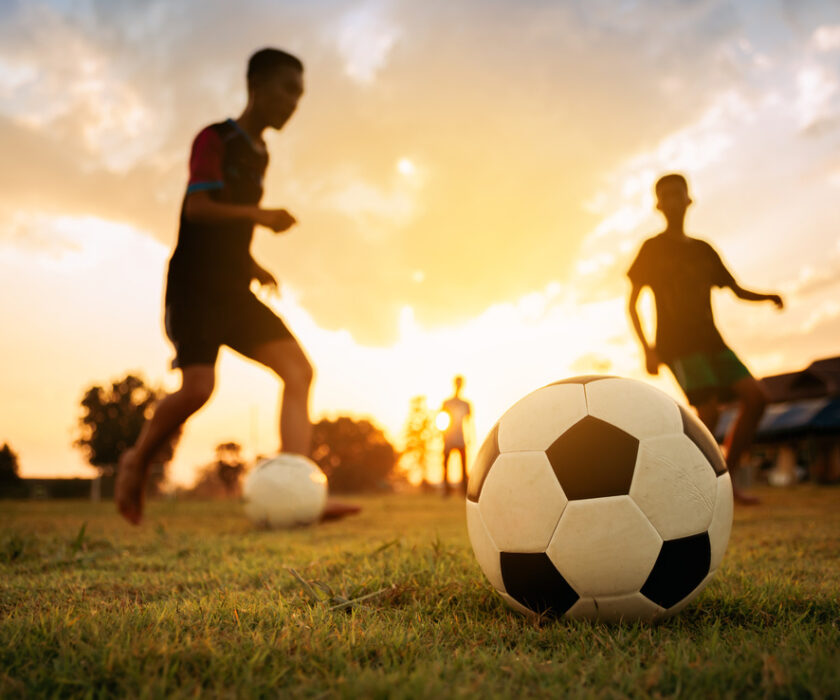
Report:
247,48,303,87
654,173,688,198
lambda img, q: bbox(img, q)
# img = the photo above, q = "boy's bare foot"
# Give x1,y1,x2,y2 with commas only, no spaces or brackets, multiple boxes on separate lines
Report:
115,449,147,525
733,488,760,506
321,500,361,522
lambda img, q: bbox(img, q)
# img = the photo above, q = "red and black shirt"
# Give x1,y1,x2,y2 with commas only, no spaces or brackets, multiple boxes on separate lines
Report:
166,119,268,303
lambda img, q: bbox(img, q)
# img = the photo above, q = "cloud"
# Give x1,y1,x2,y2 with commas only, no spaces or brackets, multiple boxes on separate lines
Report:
2,0,840,348
320,162,425,239
781,248,840,298
333,1,401,84
798,298,840,335
0,116,181,244
0,1,743,343
812,24,840,51
796,64,839,131
569,87,762,304
0,3,168,170
0,210,165,274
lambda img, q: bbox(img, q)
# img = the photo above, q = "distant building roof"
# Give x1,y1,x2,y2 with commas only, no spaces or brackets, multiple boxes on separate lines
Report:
715,397,840,443
714,356,840,442
762,356,840,402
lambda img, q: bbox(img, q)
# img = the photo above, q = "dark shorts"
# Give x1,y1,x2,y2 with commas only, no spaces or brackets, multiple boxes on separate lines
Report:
666,348,752,406
165,291,293,369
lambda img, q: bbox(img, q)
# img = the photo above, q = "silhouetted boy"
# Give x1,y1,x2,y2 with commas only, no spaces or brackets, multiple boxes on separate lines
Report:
116,49,358,524
440,375,472,497
627,173,784,504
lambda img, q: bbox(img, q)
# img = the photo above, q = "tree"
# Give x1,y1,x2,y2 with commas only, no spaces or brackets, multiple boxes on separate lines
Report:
0,442,22,497
74,373,179,495
180,442,247,500
214,442,247,496
400,396,436,487
310,416,398,492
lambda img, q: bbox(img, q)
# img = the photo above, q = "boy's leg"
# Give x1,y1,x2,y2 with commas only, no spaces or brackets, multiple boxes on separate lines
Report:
694,399,720,434
458,446,468,496
442,448,452,496
249,337,361,521
250,338,313,455
116,365,215,524
723,376,767,505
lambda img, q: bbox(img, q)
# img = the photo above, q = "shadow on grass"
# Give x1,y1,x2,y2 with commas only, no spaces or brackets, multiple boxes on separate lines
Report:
455,586,840,631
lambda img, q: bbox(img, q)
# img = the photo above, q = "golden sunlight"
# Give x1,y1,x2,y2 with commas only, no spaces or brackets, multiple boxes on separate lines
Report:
396,157,415,176
435,411,451,431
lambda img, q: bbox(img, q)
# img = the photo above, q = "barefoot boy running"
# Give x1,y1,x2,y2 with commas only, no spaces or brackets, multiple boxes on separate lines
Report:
117,48,357,524
627,173,784,504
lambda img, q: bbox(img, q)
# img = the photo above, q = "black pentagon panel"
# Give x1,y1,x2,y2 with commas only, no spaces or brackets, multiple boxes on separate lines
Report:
467,422,500,503
500,552,579,616
640,532,711,609
679,405,727,475
545,416,639,500
547,375,616,387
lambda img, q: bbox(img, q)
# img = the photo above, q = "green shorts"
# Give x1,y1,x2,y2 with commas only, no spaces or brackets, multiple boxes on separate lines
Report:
666,348,752,406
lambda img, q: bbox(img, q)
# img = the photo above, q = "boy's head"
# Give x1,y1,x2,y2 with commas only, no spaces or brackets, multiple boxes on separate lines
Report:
247,48,304,129
654,173,692,222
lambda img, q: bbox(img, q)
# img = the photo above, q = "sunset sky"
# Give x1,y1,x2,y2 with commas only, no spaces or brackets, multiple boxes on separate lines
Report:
2,0,839,486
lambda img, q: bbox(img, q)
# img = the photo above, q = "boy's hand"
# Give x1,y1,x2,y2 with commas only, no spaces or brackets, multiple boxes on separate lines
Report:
257,208,297,233
767,294,784,310
645,347,661,375
252,263,278,290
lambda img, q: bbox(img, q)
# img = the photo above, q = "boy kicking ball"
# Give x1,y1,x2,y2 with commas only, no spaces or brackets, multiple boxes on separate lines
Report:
117,48,359,524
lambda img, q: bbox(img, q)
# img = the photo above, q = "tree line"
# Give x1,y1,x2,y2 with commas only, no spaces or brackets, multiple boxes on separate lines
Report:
1,372,443,498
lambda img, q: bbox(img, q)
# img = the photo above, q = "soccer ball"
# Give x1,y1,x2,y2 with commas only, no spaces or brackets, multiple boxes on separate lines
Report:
243,453,328,528
466,376,733,621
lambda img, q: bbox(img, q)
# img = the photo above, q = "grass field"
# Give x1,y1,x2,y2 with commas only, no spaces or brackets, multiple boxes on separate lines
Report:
2,486,839,698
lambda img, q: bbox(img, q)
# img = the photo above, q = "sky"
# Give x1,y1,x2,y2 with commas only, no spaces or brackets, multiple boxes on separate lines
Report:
1,0,839,486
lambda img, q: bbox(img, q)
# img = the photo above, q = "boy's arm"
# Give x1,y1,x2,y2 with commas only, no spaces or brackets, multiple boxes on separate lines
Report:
727,280,784,309
628,283,660,375
183,191,297,233
711,245,783,309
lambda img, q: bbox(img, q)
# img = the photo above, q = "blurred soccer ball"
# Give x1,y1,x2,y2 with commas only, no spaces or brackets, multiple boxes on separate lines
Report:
243,453,328,528
467,376,733,622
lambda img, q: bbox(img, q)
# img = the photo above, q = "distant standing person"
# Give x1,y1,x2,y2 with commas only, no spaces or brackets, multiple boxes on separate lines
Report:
627,173,784,504
439,376,472,497
116,48,358,524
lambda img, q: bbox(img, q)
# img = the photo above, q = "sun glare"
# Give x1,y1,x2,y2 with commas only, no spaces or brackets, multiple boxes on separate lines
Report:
435,411,451,431
396,157,415,176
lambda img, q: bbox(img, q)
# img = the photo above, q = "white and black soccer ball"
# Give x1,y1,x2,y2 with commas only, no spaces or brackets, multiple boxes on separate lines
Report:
466,376,733,621
243,453,328,528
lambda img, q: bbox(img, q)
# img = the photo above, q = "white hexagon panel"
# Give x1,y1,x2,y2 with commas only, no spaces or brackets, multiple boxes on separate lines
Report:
630,434,718,540
584,377,683,441
546,496,663,598
478,452,568,552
